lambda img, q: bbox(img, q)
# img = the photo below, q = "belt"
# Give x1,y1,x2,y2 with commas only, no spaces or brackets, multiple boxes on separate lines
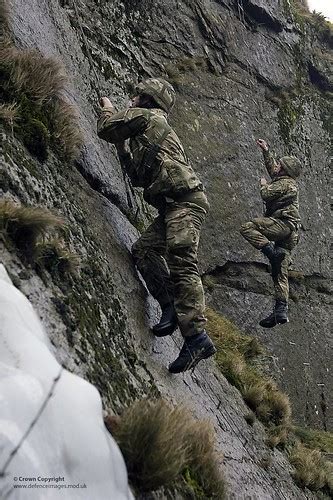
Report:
165,188,209,211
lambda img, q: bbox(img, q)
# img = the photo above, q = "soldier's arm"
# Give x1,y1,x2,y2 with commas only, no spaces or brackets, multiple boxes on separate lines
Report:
97,107,148,143
97,107,148,187
262,149,276,178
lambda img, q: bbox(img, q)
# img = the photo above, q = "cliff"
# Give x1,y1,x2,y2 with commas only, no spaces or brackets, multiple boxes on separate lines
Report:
0,0,332,497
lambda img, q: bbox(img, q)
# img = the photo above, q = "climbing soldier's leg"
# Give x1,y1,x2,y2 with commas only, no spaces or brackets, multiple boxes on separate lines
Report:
165,199,216,373
165,202,206,337
259,230,299,328
131,215,174,306
240,217,292,249
272,251,291,302
272,229,299,302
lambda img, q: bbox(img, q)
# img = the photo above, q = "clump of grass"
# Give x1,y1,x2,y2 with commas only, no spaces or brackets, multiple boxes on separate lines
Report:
0,102,19,127
35,239,80,276
51,98,83,161
106,399,225,497
289,443,333,493
0,43,83,162
293,426,333,454
109,399,189,492
206,308,291,446
0,46,66,105
0,199,64,261
184,419,225,499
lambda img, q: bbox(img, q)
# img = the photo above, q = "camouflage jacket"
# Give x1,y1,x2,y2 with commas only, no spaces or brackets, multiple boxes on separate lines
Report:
260,150,300,226
97,106,203,209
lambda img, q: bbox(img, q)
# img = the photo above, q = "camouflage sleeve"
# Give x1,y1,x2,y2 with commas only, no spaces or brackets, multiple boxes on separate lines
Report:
97,107,148,143
260,179,297,202
262,149,276,178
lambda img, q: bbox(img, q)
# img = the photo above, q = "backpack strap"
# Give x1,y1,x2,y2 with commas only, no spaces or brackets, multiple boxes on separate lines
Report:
141,122,172,173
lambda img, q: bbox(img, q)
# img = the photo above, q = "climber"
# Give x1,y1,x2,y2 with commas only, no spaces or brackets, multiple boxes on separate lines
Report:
240,139,302,328
97,78,216,373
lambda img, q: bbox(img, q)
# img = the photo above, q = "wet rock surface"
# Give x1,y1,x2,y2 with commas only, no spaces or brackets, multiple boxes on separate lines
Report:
1,0,332,496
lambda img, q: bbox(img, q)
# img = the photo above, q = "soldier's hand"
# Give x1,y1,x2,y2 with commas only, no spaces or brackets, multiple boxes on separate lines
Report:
256,139,269,151
99,96,114,109
260,177,268,186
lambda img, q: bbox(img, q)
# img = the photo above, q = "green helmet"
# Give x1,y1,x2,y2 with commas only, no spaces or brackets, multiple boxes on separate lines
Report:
135,78,176,113
279,156,302,179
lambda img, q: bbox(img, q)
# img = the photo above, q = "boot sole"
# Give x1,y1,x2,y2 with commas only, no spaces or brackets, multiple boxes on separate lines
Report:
169,345,217,373
259,318,289,328
152,321,178,337
187,345,217,371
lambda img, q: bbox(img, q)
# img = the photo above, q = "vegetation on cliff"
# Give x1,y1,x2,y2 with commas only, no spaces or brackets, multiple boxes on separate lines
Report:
0,4,83,162
105,399,226,498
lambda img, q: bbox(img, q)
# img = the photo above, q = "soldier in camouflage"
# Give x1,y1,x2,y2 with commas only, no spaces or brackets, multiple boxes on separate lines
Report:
97,78,216,372
240,139,302,328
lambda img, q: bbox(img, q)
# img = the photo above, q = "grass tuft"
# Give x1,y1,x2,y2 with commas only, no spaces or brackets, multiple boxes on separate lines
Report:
206,308,291,443
0,46,66,105
293,426,333,454
35,239,80,276
0,102,19,127
51,98,83,161
106,399,225,497
290,443,333,492
0,43,83,162
0,199,64,260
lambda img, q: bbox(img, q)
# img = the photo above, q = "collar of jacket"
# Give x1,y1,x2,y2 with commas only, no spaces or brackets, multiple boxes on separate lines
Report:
151,108,168,118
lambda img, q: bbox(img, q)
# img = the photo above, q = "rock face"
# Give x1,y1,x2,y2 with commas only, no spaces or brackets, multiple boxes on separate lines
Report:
1,0,332,497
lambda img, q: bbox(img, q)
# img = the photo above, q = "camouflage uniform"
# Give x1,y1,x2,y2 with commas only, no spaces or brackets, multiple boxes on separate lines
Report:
97,84,209,337
240,150,301,301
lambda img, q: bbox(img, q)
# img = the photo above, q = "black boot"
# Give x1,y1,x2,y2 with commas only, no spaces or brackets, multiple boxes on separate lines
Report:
168,331,217,373
261,243,286,278
152,303,178,337
259,300,289,328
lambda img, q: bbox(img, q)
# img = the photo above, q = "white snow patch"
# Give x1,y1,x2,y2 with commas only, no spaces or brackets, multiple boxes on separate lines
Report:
0,265,134,499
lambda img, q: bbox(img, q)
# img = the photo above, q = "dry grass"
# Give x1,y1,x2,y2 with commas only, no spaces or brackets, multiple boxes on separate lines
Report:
51,98,83,161
0,199,64,260
0,102,19,127
0,40,83,162
35,239,80,276
206,308,291,445
109,399,190,491
293,426,333,454
290,443,333,492
106,399,225,497
184,420,225,499
0,46,66,105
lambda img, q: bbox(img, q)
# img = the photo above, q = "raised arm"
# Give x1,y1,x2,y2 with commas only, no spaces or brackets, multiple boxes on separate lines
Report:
256,139,276,179
97,97,147,144
97,97,147,186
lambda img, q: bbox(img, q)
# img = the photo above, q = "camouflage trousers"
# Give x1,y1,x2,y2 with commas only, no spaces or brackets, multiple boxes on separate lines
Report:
132,195,209,337
240,217,299,302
